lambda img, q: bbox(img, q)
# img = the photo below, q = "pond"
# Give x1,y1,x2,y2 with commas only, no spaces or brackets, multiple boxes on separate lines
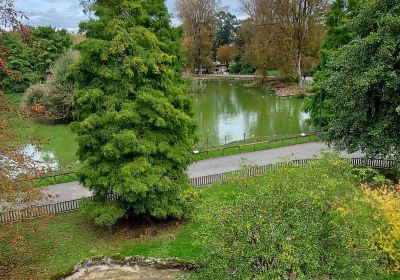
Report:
19,80,312,167
190,80,311,147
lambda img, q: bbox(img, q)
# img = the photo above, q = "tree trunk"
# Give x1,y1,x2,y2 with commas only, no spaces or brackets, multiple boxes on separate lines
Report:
296,50,303,86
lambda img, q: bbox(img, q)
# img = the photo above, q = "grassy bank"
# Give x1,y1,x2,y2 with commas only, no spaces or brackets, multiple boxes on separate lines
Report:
35,135,319,186
0,212,203,279
0,184,226,279
193,135,318,161
7,93,78,167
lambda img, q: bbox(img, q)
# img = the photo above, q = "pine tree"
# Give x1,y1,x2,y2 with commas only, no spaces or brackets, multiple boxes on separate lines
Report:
71,0,197,225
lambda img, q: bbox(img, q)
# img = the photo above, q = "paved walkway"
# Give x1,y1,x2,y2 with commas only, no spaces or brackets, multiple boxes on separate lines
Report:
40,142,363,205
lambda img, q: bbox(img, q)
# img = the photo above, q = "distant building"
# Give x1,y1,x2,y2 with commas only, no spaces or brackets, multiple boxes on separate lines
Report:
214,62,229,74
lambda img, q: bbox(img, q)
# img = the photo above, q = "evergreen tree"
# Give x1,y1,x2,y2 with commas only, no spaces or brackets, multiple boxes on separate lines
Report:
71,0,197,225
29,26,72,81
304,0,363,127
212,11,239,60
0,33,36,94
323,0,400,159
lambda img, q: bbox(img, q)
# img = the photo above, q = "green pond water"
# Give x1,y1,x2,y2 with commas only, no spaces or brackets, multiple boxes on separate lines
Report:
20,80,311,166
190,80,311,147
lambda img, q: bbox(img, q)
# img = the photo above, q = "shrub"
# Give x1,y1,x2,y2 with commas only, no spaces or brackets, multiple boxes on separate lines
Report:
365,186,400,271
80,201,127,228
191,154,385,279
24,50,79,123
228,53,255,74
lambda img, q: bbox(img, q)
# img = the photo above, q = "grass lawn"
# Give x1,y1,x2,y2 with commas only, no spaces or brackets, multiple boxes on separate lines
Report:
0,184,226,279
21,121,78,167
193,135,319,161
7,93,78,167
0,212,203,280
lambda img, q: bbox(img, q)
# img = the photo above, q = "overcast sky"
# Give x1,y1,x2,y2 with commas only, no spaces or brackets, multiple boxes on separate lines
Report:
15,0,244,31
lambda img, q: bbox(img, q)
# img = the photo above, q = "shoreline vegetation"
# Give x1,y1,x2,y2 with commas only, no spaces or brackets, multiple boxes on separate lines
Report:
188,74,312,97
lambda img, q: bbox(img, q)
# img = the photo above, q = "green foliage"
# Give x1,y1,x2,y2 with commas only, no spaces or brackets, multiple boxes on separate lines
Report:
71,0,197,223
228,53,255,74
24,50,78,123
80,201,127,228
0,33,37,94
191,154,385,279
323,0,400,158
0,27,72,95
212,11,239,60
29,26,72,81
304,0,363,127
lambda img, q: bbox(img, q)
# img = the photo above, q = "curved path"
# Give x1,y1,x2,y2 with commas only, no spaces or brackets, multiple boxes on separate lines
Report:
39,142,363,204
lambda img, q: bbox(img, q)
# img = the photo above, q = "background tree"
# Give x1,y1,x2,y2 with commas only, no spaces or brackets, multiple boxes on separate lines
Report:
176,0,220,73
241,0,327,83
212,11,239,59
0,0,43,208
72,0,197,226
24,50,79,123
0,32,36,94
228,19,256,74
323,0,400,159
216,44,235,64
28,26,72,82
0,26,72,95
304,0,364,127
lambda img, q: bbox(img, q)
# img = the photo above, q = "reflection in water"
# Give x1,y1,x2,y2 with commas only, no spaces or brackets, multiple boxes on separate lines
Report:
23,144,59,171
190,80,311,145
1,145,58,178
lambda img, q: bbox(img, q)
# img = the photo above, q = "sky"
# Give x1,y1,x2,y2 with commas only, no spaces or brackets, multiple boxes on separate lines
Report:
15,0,244,32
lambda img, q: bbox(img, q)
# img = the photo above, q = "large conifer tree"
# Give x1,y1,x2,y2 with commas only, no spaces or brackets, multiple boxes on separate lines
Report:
71,0,197,224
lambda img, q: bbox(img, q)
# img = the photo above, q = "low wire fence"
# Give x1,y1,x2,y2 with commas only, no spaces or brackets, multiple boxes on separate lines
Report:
30,132,319,186
193,131,318,155
1,157,397,224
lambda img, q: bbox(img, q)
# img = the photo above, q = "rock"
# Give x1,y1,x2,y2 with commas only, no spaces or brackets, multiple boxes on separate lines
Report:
56,256,198,280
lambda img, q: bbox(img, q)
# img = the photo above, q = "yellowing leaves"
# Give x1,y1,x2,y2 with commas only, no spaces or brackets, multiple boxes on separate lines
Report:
364,185,400,271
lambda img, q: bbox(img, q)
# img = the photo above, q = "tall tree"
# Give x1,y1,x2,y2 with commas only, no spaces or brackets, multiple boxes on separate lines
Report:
0,26,72,95
0,0,42,208
72,0,197,225
176,0,220,73
241,0,327,83
0,32,36,94
212,11,239,59
216,44,235,64
304,0,364,127
28,26,72,81
323,0,400,159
